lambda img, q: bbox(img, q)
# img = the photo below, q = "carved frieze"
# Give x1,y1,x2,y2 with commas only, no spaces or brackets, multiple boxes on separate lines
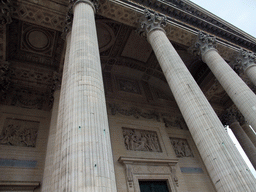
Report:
170,138,193,158
162,117,187,130
0,118,39,147
0,86,53,111
122,128,162,152
109,103,160,122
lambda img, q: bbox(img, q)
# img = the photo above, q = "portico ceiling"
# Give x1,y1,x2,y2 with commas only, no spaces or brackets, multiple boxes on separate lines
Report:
3,0,256,114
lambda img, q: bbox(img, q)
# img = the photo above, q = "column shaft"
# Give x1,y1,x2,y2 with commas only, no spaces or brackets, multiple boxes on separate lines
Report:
245,65,256,86
202,50,256,131
42,89,60,192
148,29,256,191
242,123,256,148
53,1,117,191
230,121,256,169
51,32,71,192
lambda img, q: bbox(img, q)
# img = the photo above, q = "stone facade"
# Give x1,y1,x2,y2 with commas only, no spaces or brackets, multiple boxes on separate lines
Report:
1,0,256,191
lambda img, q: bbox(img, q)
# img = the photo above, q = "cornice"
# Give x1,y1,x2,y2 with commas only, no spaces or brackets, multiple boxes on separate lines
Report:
117,0,256,52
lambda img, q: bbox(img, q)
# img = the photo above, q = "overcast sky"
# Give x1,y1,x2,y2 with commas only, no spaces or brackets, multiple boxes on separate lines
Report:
190,0,256,38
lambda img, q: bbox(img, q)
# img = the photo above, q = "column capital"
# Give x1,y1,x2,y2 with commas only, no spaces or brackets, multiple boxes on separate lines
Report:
236,49,256,72
138,9,167,37
0,0,13,25
195,31,217,61
70,0,99,12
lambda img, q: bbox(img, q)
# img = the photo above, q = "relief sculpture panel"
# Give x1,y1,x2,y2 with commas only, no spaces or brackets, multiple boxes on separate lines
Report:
0,118,39,147
170,138,193,158
123,128,162,152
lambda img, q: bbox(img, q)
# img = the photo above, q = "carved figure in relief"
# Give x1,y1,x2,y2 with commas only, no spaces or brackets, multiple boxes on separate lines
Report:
170,138,193,158
0,119,39,147
122,128,162,152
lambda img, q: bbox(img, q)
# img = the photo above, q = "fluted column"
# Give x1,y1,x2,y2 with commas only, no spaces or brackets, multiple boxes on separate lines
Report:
52,1,117,191
196,32,256,131
43,31,72,192
139,10,256,192
236,49,256,86
241,122,256,148
230,120,256,169
42,88,60,192
222,109,256,170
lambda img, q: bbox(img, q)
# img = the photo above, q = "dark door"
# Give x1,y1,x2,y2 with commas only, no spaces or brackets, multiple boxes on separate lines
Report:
139,180,169,192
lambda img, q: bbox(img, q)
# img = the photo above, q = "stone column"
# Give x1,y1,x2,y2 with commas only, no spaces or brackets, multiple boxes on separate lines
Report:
196,32,256,131
42,30,72,192
236,49,256,86
139,10,256,192
222,108,256,170
42,88,60,192
52,1,117,191
241,122,256,148
230,120,256,170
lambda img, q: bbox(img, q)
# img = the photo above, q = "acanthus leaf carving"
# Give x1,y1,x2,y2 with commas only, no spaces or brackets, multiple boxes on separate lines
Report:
195,31,217,59
138,9,167,37
235,49,256,72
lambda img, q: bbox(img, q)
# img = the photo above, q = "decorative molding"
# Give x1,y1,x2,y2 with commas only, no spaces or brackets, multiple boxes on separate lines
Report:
0,0,13,25
170,138,194,158
0,118,39,148
138,9,167,37
235,49,256,72
195,31,217,59
121,0,256,51
162,117,187,130
118,156,179,191
7,19,65,70
12,1,66,31
122,127,162,152
109,103,160,122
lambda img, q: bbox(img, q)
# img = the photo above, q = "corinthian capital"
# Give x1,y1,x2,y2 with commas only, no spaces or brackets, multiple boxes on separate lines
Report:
235,49,256,72
0,0,13,25
70,0,99,11
195,31,217,58
138,9,167,37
